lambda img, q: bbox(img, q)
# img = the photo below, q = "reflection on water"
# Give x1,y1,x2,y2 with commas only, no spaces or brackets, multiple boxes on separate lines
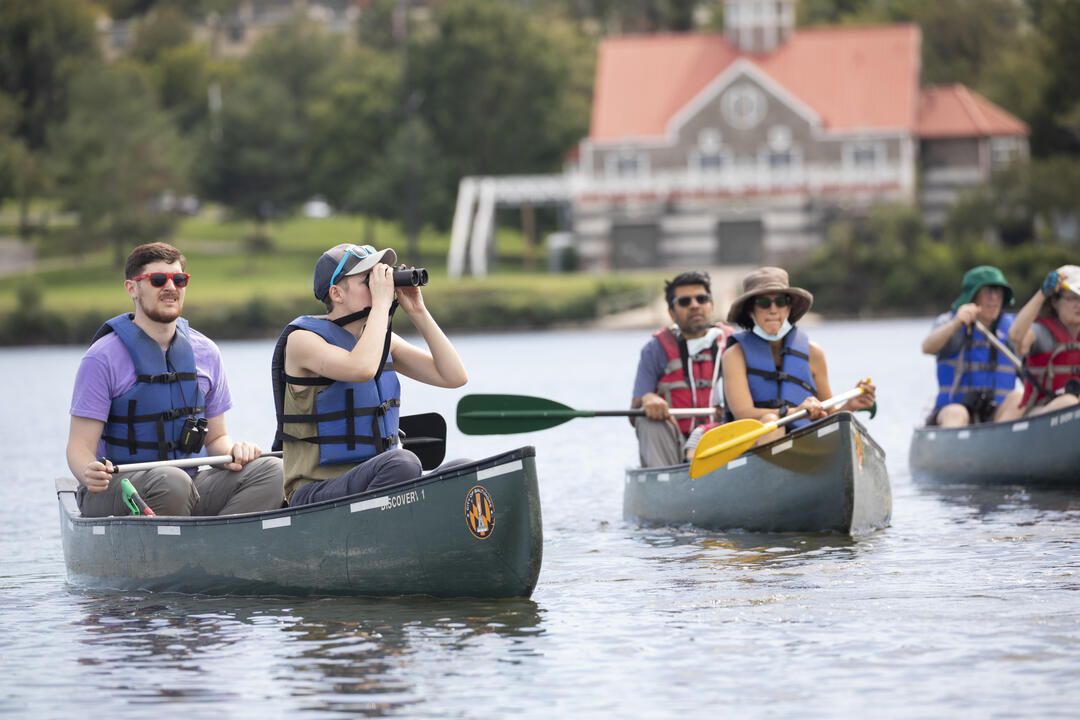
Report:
70,591,543,714
913,482,1080,520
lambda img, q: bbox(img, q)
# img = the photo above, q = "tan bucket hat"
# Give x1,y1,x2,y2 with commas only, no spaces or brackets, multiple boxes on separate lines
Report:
726,266,814,328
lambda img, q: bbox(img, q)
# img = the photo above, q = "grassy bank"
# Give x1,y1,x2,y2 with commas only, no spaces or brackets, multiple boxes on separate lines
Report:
0,210,666,345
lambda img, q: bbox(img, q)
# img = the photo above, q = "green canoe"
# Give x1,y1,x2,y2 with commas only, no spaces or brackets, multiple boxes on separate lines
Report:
624,413,891,536
56,448,543,598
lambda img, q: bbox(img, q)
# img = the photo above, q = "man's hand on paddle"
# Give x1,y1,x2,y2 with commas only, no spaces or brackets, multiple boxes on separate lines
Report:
81,458,114,493
641,392,671,420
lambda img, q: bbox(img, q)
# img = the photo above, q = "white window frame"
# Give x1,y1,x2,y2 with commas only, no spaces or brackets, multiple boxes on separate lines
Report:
843,141,886,172
605,149,649,178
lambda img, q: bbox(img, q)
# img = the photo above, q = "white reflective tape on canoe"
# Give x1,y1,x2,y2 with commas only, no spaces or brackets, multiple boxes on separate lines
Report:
1011,422,1029,432
817,424,840,437
92,526,105,535
477,459,523,481
1063,412,1075,422
656,473,671,482
1051,417,1060,427
927,432,937,440
727,457,747,469
958,430,971,440
351,497,389,513
157,526,181,536
771,440,793,455
262,517,291,530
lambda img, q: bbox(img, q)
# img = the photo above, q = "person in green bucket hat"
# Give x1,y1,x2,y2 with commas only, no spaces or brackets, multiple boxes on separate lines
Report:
921,265,1024,427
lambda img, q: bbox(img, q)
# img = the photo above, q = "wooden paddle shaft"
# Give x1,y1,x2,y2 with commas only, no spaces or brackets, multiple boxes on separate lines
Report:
974,320,1023,369
111,451,283,474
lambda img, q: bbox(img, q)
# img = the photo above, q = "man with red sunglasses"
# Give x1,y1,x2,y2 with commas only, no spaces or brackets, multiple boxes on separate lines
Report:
66,242,284,517
630,271,733,467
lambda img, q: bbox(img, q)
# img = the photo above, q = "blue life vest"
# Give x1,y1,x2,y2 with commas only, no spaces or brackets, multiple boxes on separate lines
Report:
725,328,817,430
94,313,206,463
934,313,1018,410
271,315,401,466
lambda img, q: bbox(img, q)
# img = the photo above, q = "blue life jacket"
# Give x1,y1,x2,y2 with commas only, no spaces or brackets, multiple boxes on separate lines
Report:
94,313,206,463
271,315,401,466
934,313,1018,410
724,327,817,430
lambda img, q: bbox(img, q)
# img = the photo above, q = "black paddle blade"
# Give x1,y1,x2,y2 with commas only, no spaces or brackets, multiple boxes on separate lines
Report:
399,412,446,470
456,394,581,435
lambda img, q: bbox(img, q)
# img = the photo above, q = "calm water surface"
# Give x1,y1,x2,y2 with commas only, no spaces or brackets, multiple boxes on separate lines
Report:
2,319,1078,718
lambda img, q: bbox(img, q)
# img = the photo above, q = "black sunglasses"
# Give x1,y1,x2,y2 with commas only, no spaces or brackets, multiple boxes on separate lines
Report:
674,294,712,308
753,295,792,309
132,272,190,288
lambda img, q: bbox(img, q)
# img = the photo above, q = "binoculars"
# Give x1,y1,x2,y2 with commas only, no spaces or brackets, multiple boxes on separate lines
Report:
393,268,429,287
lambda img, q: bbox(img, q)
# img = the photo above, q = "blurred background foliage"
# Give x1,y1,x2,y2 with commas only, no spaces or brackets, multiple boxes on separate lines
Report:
0,0,1078,342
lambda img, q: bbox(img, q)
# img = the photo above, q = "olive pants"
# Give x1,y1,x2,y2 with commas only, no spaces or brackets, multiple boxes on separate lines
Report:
77,456,284,517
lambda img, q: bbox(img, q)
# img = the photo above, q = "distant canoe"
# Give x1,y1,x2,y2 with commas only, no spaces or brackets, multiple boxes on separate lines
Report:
909,404,1080,486
623,413,891,536
56,448,543,598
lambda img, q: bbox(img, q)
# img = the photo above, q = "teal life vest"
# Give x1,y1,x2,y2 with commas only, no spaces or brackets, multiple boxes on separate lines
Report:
271,315,401,466
934,313,1017,411
95,313,206,463
724,328,817,430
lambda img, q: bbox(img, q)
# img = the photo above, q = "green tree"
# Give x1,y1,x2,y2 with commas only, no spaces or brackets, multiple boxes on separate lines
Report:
1029,0,1080,156
195,74,308,236
130,5,193,63
49,64,189,266
0,0,100,232
411,0,593,225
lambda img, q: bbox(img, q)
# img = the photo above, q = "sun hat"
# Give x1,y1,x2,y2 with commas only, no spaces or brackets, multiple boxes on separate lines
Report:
313,243,397,302
951,265,1014,311
726,266,814,328
1041,264,1080,316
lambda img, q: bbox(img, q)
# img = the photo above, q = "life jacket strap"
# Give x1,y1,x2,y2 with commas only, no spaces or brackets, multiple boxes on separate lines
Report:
135,371,198,384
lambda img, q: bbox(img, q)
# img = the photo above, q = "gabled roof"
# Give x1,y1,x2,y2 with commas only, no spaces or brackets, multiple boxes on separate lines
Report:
917,84,1028,139
589,24,921,142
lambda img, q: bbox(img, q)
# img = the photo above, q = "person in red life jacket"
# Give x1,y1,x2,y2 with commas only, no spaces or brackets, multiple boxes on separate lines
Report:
273,244,467,506
720,267,875,447
921,265,1024,427
630,271,733,467
1008,265,1080,416
67,242,284,517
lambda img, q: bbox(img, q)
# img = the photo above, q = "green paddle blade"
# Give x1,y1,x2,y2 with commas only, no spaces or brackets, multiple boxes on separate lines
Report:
689,418,775,479
457,394,593,435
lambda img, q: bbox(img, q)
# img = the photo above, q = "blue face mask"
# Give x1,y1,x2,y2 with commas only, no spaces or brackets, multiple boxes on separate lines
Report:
752,319,793,342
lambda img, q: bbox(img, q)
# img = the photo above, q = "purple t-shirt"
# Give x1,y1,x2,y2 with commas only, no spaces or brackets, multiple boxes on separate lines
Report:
70,327,231,457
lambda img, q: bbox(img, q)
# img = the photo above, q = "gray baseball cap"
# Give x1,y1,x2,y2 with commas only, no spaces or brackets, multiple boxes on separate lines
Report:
313,243,397,302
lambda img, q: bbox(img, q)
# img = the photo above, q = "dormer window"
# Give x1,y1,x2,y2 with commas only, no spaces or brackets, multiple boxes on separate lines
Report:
845,141,885,171
690,129,728,172
764,125,797,170
606,149,647,178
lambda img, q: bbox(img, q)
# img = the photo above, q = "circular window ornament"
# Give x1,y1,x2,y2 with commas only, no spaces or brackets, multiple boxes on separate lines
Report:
722,84,765,130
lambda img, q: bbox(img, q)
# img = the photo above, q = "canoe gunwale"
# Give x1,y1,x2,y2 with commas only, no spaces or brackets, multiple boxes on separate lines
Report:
56,446,537,528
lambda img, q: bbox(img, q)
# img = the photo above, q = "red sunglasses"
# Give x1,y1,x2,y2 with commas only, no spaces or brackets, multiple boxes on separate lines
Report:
132,272,190,288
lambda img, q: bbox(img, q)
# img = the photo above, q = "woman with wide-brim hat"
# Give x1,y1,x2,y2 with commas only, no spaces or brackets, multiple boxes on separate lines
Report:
718,267,875,447
1007,264,1080,416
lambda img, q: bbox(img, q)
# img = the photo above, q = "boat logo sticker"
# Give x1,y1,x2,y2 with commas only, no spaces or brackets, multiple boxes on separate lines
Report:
464,485,495,540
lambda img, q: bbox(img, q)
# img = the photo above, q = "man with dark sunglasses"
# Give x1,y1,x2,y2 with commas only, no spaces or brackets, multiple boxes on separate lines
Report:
271,243,467,505
67,242,284,517
630,271,733,467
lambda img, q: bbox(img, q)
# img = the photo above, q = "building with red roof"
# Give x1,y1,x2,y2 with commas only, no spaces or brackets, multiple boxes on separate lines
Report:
448,0,1028,276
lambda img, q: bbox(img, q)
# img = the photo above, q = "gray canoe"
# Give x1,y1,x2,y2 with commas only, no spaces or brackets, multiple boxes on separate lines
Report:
623,412,891,536
909,403,1080,486
56,448,542,598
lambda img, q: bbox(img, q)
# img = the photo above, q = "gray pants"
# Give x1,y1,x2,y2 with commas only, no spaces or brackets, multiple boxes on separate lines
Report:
634,418,685,468
77,456,284,518
290,448,423,506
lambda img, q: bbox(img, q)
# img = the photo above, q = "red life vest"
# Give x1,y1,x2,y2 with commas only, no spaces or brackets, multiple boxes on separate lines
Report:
1021,316,1080,408
654,324,730,434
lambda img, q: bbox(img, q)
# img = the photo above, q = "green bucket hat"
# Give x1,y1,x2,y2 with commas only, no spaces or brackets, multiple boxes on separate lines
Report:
951,265,1014,311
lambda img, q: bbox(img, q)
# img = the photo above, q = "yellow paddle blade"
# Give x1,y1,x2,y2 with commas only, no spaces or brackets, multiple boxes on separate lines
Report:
689,418,776,479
